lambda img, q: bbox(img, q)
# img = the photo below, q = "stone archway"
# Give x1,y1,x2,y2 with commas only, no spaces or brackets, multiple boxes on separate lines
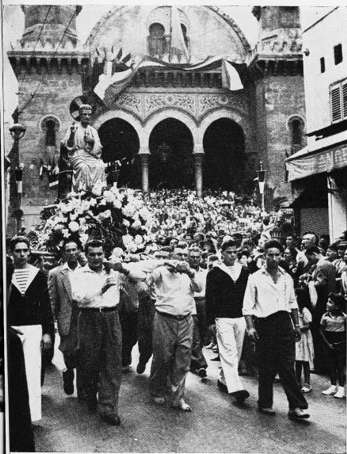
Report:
202,117,245,191
148,118,194,189
98,118,141,188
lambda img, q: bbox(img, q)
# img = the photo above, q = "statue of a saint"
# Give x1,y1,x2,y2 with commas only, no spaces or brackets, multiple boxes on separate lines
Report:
62,104,106,192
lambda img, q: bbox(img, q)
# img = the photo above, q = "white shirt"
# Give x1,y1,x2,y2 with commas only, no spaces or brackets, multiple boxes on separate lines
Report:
215,262,242,282
151,266,201,317
71,265,121,308
193,267,208,298
242,266,298,318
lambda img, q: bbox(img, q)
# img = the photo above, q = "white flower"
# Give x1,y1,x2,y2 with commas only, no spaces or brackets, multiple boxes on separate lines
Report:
122,234,132,247
132,220,141,230
92,182,103,196
68,221,80,232
134,234,143,245
103,190,115,205
70,213,78,221
62,229,70,238
113,199,122,209
89,198,97,207
123,219,130,227
80,233,88,245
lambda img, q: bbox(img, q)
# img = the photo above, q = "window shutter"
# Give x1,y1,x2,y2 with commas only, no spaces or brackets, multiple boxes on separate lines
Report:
342,82,347,119
331,86,341,122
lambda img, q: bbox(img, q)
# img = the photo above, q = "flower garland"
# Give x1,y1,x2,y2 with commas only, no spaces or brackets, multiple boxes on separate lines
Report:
33,182,152,258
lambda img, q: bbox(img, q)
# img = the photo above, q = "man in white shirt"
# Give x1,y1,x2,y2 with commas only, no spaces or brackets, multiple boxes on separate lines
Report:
243,240,309,421
70,240,132,426
149,249,201,411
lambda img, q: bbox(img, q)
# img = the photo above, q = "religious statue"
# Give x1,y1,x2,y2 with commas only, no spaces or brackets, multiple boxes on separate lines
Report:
62,104,106,192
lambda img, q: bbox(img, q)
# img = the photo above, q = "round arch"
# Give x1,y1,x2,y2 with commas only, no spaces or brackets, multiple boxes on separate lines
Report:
144,109,197,150
198,108,246,143
93,110,143,145
202,115,246,191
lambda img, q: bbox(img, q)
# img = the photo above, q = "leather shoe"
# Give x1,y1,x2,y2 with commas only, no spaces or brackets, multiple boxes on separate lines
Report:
288,408,310,420
258,407,276,415
217,380,228,393
231,389,249,403
100,414,121,426
62,369,74,395
136,362,146,374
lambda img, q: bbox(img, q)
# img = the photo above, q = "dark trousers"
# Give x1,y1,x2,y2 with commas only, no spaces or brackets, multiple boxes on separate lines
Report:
190,315,207,371
77,309,122,417
119,309,138,367
256,311,308,411
150,311,193,402
137,295,155,366
195,298,208,345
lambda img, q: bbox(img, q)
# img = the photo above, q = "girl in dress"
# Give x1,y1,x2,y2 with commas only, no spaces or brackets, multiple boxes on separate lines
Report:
295,275,314,393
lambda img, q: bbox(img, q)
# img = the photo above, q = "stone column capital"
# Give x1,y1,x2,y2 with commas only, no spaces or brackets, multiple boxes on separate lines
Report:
138,146,150,155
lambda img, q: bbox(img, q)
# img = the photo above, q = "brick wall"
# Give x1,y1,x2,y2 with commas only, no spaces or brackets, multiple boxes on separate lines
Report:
255,74,306,204
17,70,82,208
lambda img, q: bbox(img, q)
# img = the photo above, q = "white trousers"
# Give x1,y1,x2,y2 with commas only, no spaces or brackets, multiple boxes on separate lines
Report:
12,325,42,422
215,317,246,394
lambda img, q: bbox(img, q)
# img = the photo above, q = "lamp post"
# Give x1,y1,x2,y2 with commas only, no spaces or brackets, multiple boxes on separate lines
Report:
9,123,26,233
257,161,266,212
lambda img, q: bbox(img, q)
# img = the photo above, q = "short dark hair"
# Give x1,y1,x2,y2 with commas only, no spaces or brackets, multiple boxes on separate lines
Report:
85,239,104,254
305,246,321,256
221,239,237,251
327,244,338,252
264,240,283,253
10,235,30,252
302,231,318,244
328,292,345,311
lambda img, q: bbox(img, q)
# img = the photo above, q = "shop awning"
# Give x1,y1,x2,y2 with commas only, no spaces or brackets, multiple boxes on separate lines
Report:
286,139,347,181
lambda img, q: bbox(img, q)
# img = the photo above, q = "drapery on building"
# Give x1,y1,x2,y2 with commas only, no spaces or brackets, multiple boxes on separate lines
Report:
286,6,347,242
7,5,306,232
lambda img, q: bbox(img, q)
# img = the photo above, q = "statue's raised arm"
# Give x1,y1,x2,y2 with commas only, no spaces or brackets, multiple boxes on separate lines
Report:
62,104,106,192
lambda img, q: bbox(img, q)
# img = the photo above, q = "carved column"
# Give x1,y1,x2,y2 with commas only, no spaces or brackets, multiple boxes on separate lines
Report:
193,144,204,197
139,148,150,193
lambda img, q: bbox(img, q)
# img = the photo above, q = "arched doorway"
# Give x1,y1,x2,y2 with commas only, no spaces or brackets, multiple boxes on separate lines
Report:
149,118,194,188
203,119,245,191
98,118,140,187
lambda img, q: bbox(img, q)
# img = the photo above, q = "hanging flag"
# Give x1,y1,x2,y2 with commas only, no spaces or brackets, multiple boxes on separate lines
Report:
94,56,244,102
170,6,189,62
222,60,243,91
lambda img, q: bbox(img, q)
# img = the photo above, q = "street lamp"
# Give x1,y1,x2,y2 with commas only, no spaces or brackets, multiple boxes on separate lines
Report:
257,161,266,212
9,123,26,233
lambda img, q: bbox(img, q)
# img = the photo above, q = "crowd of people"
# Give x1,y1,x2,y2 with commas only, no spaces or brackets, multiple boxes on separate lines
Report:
5,191,347,451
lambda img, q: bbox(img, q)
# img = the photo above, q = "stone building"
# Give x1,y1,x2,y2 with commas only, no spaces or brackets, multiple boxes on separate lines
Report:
286,6,347,241
7,5,306,232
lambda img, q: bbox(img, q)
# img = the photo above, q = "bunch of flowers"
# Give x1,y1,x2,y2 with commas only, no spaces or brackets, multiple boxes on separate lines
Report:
33,182,152,258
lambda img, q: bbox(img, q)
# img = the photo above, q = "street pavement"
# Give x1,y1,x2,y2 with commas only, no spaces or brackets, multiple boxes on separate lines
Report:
35,347,346,453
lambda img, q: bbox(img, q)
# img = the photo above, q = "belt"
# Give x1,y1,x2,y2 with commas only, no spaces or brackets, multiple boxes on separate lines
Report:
79,306,117,312
156,310,191,320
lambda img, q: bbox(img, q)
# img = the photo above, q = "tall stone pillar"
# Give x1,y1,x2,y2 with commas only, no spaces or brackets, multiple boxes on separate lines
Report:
193,144,204,197
139,148,150,193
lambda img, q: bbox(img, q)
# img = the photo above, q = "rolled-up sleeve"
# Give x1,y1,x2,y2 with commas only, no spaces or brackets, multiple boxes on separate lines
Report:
242,275,256,316
287,275,298,310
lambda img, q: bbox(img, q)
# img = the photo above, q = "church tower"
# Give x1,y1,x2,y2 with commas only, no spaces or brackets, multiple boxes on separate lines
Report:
8,5,89,229
249,6,306,207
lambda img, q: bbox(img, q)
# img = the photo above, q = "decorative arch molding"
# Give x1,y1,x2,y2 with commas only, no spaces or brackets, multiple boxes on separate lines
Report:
143,108,198,149
286,114,305,131
93,109,143,145
39,114,61,132
198,108,246,143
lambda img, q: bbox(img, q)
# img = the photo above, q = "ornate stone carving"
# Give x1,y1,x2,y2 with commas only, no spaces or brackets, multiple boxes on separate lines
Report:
116,93,142,115
144,94,196,117
198,94,246,117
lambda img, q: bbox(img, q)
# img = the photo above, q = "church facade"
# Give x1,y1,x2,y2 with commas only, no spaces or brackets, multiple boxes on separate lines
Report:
7,5,306,232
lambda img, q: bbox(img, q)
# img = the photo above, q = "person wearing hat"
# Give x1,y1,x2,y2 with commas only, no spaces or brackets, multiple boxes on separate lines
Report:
62,104,106,191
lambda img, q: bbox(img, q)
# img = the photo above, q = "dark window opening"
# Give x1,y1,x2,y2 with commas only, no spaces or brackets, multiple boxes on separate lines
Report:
45,119,56,146
334,44,343,65
181,24,189,48
320,57,325,73
289,117,304,153
148,23,167,58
